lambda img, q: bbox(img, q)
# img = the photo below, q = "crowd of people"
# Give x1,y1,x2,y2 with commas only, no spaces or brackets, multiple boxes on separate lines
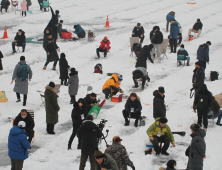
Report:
0,4,221,170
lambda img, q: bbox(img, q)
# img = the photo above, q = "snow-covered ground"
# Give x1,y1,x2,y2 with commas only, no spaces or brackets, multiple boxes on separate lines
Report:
0,0,222,169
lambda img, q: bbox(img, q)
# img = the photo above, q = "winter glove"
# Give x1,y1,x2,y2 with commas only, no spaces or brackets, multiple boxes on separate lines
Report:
132,166,135,170
185,146,190,157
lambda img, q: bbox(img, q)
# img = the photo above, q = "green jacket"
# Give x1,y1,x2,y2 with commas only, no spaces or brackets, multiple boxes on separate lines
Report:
44,86,60,124
146,118,175,144
211,96,220,116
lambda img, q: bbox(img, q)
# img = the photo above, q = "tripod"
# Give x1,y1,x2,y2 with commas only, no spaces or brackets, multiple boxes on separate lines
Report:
98,129,109,148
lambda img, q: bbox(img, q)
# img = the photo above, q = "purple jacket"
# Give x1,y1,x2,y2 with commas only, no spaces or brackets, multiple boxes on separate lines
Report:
197,44,209,62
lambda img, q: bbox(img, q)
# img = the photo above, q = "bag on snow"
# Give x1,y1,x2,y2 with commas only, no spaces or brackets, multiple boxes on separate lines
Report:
61,32,72,39
0,91,8,102
18,64,28,81
210,71,219,81
132,43,141,52
94,63,103,74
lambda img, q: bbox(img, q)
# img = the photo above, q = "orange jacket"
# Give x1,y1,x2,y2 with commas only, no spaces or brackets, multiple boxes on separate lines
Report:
102,74,121,92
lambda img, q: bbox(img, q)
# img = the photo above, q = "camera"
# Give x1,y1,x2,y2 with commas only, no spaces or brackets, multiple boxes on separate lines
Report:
98,119,108,130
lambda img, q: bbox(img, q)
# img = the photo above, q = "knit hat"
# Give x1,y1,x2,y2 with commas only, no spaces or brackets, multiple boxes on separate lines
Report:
190,123,200,132
118,75,123,81
90,93,97,97
130,93,137,98
167,160,176,168
148,44,154,49
94,150,104,159
60,53,65,58
158,86,165,93
18,121,26,128
206,41,211,45
49,81,55,88
195,61,202,66
137,23,141,26
113,136,122,143
197,18,200,22
104,36,108,40
86,114,93,121
180,44,184,48
159,117,168,124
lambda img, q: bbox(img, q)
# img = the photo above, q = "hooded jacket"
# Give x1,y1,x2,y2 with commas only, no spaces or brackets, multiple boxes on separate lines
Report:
132,26,145,37
59,55,69,80
166,12,175,21
43,36,59,62
1,0,10,7
150,26,163,44
170,21,179,39
44,86,60,124
187,129,206,170
102,74,121,92
146,118,175,144
95,153,118,170
14,31,26,46
125,96,142,113
193,22,203,31
71,102,87,128
194,84,212,112
68,71,79,96
197,43,209,62
77,120,102,152
153,90,166,118
14,112,35,132
84,94,98,112
99,40,111,50
8,126,30,160
177,48,189,59
74,24,85,36
135,45,153,69
211,96,220,116
192,67,205,89
105,142,134,170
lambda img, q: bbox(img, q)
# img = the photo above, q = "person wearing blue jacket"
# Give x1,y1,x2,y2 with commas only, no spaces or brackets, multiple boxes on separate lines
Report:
166,11,175,32
197,41,211,70
8,121,30,170
169,20,179,53
122,93,142,127
73,24,86,39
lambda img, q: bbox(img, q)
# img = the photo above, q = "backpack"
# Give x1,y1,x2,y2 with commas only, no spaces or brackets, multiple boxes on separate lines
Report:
94,63,102,74
132,43,141,52
18,64,28,81
210,71,219,81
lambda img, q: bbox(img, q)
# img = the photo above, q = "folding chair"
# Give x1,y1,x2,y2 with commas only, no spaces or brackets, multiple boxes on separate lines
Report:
40,0,50,12
88,31,96,42
129,37,140,57
16,46,22,53
37,90,45,106
207,110,214,127
55,84,61,96
177,55,186,67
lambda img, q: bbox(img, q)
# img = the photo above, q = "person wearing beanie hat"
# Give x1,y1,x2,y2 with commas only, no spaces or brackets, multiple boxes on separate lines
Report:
150,25,163,59
68,68,79,104
102,74,124,100
77,112,102,169
84,92,98,113
11,56,32,106
192,61,205,100
105,136,135,170
12,29,26,54
188,18,203,37
177,44,190,66
135,44,154,71
146,117,175,156
96,36,111,58
44,81,60,134
132,23,145,44
95,150,118,170
59,53,70,86
8,120,31,170
122,92,142,127
186,123,206,170
166,11,175,32
153,87,166,119
73,24,85,39
197,41,211,70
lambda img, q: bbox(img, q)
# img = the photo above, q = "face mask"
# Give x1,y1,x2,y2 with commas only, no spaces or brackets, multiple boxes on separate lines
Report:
21,115,26,119
18,34,21,35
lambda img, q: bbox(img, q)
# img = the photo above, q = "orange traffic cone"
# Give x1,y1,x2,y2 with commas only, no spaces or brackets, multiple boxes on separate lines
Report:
2,26,9,39
105,15,110,27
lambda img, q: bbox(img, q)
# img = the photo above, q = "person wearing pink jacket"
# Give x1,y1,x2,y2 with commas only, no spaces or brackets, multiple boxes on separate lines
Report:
21,0,27,17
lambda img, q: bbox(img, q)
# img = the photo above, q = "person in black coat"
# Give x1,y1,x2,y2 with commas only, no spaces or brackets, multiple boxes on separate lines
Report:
12,29,26,53
150,26,163,58
153,87,166,119
77,115,102,170
122,93,142,127
59,53,70,85
192,61,205,98
135,44,154,69
84,93,98,113
132,23,145,44
0,51,3,70
68,98,87,150
1,0,10,12
194,84,212,131
13,109,35,143
188,18,203,37
43,33,59,70
46,7,59,40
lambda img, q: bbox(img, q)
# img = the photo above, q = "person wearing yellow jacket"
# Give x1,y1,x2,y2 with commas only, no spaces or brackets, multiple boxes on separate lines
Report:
102,74,124,99
146,117,175,156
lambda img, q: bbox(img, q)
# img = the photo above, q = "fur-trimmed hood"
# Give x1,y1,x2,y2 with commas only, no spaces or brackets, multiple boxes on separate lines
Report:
127,96,141,101
45,86,56,93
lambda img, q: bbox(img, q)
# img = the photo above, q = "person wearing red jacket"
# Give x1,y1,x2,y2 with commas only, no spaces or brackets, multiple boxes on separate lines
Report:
96,36,111,58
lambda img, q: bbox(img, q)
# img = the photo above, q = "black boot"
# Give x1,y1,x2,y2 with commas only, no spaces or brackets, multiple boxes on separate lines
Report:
187,62,190,66
133,78,138,88
134,119,138,127
124,118,129,126
97,52,100,58
68,144,72,150
77,144,81,149
61,81,63,85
